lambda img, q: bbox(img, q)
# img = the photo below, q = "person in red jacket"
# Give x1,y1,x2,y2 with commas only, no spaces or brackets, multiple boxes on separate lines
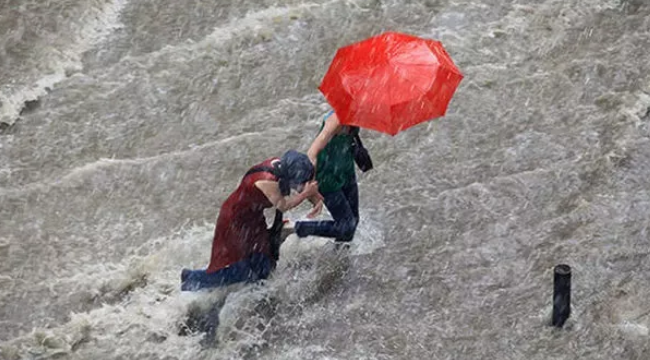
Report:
181,150,322,291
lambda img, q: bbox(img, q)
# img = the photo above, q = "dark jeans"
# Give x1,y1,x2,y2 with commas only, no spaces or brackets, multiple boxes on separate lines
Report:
295,179,359,242
180,253,272,292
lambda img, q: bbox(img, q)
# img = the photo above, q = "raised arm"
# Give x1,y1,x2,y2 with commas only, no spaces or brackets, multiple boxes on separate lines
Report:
307,113,341,166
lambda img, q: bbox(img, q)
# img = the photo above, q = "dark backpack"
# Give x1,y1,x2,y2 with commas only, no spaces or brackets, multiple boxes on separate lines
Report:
349,126,373,172
243,166,284,262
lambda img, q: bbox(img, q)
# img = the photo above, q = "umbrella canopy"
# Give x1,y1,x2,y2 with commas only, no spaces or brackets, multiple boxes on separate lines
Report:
319,31,464,135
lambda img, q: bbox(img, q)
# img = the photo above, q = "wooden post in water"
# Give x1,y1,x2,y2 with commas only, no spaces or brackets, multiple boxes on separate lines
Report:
551,264,571,328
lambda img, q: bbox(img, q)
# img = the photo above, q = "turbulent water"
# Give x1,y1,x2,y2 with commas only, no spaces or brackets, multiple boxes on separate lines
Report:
1,0,650,359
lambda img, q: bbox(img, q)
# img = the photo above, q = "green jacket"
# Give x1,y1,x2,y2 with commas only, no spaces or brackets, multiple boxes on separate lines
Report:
315,111,357,193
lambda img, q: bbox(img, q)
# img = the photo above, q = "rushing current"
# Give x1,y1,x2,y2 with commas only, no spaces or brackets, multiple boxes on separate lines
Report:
1,0,649,359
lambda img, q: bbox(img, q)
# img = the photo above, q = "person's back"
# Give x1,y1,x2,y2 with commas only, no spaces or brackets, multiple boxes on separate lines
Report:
207,157,278,273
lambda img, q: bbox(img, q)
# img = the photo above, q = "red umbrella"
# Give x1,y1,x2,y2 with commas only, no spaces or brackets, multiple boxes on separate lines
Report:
319,31,463,136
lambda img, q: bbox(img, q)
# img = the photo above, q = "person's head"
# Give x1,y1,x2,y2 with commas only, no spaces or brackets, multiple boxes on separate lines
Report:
276,150,314,196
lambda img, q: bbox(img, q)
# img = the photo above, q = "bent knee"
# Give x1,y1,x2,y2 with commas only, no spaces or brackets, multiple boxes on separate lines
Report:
339,217,358,238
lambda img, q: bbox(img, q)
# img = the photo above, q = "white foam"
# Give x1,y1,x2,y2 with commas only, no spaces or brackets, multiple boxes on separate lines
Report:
617,321,649,337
